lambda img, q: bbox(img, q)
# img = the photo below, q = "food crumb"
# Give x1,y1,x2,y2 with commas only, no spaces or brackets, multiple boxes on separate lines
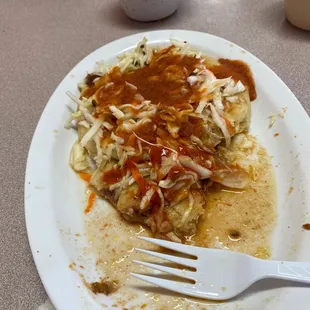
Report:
228,229,241,241
274,132,279,137
278,108,287,119
69,262,76,270
302,223,310,230
86,278,119,295
268,115,276,128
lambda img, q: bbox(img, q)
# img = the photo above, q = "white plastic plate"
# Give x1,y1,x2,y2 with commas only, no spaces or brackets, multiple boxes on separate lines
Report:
25,30,310,310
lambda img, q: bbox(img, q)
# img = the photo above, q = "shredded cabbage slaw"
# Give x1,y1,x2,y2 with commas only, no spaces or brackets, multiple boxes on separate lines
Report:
66,38,252,240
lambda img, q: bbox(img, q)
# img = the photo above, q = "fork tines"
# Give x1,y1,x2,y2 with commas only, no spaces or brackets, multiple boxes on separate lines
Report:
131,237,200,291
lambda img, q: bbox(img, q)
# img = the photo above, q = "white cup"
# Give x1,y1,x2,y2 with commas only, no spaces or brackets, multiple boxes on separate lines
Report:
121,0,180,22
285,0,310,30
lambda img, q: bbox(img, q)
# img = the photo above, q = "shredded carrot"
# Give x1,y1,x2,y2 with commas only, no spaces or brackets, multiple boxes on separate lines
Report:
127,160,149,195
84,192,96,214
201,93,214,101
79,172,92,182
200,87,207,94
224,118,235,135
127,133,136,148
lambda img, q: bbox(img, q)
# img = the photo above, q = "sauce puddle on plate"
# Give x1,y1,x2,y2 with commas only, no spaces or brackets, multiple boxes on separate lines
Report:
85,134,276,309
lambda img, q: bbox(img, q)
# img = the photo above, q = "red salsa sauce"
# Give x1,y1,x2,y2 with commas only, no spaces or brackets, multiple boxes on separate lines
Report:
208,58,257,101
83,46,256,203
102,167,123,185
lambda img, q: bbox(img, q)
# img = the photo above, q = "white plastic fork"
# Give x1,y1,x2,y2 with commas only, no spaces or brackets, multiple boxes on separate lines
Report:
131,237,310,300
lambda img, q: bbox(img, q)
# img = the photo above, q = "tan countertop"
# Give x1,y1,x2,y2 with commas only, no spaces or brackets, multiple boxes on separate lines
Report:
0,0,309,309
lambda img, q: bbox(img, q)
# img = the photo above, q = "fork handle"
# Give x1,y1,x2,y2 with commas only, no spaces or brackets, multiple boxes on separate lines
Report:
262,261,310,284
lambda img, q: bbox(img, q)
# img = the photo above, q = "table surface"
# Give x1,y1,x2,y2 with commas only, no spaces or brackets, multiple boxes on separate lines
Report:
0,0,309,309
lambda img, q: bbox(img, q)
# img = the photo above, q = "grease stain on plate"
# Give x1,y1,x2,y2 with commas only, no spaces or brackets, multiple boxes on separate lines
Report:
83,134,276,309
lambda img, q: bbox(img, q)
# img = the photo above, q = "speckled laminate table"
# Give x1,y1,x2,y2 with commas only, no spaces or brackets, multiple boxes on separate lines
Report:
0,0,309,309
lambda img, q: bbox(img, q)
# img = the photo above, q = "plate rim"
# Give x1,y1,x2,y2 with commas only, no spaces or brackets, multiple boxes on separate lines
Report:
24,29,310,310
